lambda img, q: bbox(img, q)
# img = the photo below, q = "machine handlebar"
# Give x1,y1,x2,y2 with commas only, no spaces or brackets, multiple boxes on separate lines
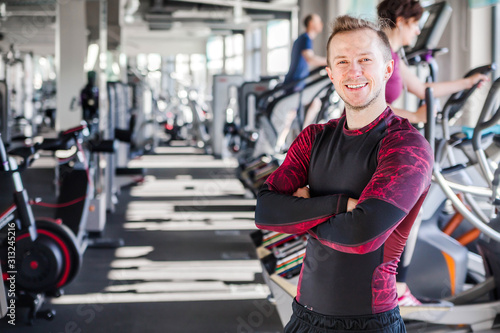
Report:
7,123,89,170
0,134,10,171
406,47,449,66
424,87,435,152
256,67,326,111
442,63,496,120
472,76,500,134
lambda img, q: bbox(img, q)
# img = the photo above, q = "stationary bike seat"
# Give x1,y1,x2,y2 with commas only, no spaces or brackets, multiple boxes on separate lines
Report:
38,137,75,151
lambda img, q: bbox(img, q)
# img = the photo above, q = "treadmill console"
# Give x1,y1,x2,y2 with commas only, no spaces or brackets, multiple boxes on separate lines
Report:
404,1,453,59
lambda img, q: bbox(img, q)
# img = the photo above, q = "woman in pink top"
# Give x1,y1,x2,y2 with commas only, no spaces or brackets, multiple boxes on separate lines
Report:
377,0,490,308
378,0,488,124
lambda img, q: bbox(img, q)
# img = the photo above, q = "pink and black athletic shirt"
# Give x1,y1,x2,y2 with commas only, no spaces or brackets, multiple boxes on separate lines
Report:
255,107,433,316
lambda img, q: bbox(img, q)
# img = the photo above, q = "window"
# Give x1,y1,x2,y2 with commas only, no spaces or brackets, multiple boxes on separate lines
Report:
468,0,500,8
190,54,207,98
175,54,190,79
345,0,378,18
136,53,148,74
147,53,161,72
248,28,262,79
207,36,224,76
225,34,244,74
267,20,290,75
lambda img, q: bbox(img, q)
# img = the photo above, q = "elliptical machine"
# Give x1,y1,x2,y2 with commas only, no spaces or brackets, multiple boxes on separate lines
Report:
399,74,500,331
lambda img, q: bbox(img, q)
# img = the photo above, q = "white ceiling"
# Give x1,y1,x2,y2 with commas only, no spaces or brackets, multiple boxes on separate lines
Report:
0,0,298,56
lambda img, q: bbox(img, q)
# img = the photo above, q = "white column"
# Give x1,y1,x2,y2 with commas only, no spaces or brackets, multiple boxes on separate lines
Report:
23,53,34,136
56,0,86,131
437,0,471,82
260,27,268,76
291,7,299,43
98,0,116,213
0,56,4,81
469,5,492,69
98,0,109,138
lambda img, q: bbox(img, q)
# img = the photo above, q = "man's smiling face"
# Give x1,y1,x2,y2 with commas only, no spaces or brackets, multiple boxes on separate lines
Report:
326,28,393,112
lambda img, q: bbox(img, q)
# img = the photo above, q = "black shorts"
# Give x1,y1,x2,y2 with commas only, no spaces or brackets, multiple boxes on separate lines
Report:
284,299,406,333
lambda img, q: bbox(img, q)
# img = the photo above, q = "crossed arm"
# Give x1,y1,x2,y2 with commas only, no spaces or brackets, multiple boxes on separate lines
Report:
254,125,433,254
293,186,358,211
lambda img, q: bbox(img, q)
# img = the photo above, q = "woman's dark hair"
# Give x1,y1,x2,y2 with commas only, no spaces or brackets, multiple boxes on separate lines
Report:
377,0,424,28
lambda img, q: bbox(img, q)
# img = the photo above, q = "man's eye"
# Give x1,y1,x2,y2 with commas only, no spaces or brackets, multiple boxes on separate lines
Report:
361,58,371,62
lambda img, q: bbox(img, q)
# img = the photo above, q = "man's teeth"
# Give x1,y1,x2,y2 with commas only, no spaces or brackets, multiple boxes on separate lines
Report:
347,84,366,89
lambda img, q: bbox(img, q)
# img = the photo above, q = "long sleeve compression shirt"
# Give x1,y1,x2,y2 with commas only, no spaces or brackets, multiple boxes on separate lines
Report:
255,107,433,315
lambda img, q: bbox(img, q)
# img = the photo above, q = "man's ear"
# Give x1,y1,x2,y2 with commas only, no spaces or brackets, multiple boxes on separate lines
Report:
384,59,394,81
325,66,334,82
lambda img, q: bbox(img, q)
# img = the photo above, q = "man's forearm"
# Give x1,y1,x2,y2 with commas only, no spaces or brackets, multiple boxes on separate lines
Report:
255,184,349,234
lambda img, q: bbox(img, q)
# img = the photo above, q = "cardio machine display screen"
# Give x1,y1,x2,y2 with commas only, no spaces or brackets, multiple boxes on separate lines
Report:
406,2,452,55
422,11,437,30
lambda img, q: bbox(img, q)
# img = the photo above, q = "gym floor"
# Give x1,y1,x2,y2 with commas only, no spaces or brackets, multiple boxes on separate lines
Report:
0,145,496,332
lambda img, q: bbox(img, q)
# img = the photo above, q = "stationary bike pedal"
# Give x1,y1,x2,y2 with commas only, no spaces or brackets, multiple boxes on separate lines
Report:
36,309,56,321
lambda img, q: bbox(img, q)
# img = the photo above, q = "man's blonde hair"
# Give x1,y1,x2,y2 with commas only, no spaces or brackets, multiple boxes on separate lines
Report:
326,15,392,68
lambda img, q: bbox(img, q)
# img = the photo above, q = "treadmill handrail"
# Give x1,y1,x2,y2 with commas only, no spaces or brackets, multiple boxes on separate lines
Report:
264,76,332,119
256,67,326,111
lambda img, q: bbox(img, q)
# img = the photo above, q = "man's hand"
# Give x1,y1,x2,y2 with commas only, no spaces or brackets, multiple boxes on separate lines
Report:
293,186,310,198
347,198,358,212
293,187,358,213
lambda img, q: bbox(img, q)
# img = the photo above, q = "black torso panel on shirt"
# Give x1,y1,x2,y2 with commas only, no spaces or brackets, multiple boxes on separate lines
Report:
308,117,383,198
300,117,387,315
299,239,384,315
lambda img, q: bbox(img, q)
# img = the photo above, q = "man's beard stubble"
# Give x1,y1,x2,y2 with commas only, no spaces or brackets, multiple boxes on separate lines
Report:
343,85,383,112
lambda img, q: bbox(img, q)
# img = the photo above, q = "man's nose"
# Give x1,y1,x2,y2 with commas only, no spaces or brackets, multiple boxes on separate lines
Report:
347,62,362,77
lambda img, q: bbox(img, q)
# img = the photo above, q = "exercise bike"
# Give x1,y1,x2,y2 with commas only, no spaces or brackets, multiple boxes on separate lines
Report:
0,132,82,324
34,123,121,250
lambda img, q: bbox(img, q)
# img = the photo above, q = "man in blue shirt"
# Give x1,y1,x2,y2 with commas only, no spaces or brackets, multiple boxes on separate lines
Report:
284,13,327,91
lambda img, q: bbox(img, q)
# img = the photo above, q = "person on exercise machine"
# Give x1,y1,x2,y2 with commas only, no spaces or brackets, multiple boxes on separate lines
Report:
284,13,327,92
282,13,328,131
378,0,488,124
80,71,99,124
377,0,489,306
255,15,433,332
